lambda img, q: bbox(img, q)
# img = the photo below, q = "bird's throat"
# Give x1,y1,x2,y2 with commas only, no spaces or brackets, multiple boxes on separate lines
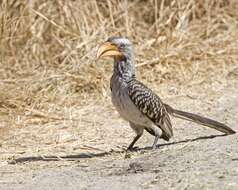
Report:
113,59,135,81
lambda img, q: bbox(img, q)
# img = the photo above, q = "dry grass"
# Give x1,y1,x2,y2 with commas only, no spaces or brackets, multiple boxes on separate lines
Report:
0,0,238,160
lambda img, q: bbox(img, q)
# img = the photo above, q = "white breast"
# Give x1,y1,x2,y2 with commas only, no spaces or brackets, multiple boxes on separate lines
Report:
110,76,152,126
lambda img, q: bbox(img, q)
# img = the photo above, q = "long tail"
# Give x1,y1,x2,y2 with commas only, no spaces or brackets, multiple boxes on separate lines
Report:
164,104,236,135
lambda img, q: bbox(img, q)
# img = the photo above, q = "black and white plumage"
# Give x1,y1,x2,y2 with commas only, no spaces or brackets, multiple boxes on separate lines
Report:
127,79,173,141
96,37,236,150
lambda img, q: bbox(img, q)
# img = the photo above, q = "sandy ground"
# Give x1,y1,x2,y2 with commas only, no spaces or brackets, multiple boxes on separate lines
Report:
0,68,238,190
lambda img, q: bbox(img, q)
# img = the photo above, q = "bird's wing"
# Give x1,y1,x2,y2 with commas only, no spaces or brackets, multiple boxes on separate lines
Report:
127,79,173,140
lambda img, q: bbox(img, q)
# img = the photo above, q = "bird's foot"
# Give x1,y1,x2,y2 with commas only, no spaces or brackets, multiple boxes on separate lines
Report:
152,144,158,150
127,146,139,152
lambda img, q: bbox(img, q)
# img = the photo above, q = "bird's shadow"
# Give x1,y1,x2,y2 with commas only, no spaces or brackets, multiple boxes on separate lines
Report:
8,134,228,164
139,133,227,151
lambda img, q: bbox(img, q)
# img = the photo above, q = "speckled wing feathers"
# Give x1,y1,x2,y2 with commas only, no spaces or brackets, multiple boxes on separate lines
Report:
127,79,173,140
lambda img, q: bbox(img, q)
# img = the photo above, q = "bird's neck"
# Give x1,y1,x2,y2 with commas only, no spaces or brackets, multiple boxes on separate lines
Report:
113,57,135,81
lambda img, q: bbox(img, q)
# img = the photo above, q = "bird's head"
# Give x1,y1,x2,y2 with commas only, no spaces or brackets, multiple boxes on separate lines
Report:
96,37,133,61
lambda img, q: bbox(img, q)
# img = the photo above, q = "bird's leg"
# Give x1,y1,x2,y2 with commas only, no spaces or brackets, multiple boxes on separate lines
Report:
127,133,143,151
127,122,144,151
145,126,161,149
152,135,159,149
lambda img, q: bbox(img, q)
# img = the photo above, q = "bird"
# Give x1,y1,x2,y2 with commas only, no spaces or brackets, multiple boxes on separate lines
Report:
96,37,236,150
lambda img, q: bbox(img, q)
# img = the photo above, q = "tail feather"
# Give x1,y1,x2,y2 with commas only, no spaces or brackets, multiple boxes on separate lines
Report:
164,104,236,135
160,112,173,141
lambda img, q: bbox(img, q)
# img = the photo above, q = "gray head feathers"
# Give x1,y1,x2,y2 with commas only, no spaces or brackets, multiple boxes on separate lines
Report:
107,37,132,47
107,37,134,60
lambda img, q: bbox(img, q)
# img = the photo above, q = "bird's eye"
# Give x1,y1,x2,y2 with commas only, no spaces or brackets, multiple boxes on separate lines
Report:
119,44,125,48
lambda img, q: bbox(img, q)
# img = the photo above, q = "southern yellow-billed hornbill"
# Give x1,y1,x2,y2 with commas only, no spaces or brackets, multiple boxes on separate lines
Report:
96,37,236,150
